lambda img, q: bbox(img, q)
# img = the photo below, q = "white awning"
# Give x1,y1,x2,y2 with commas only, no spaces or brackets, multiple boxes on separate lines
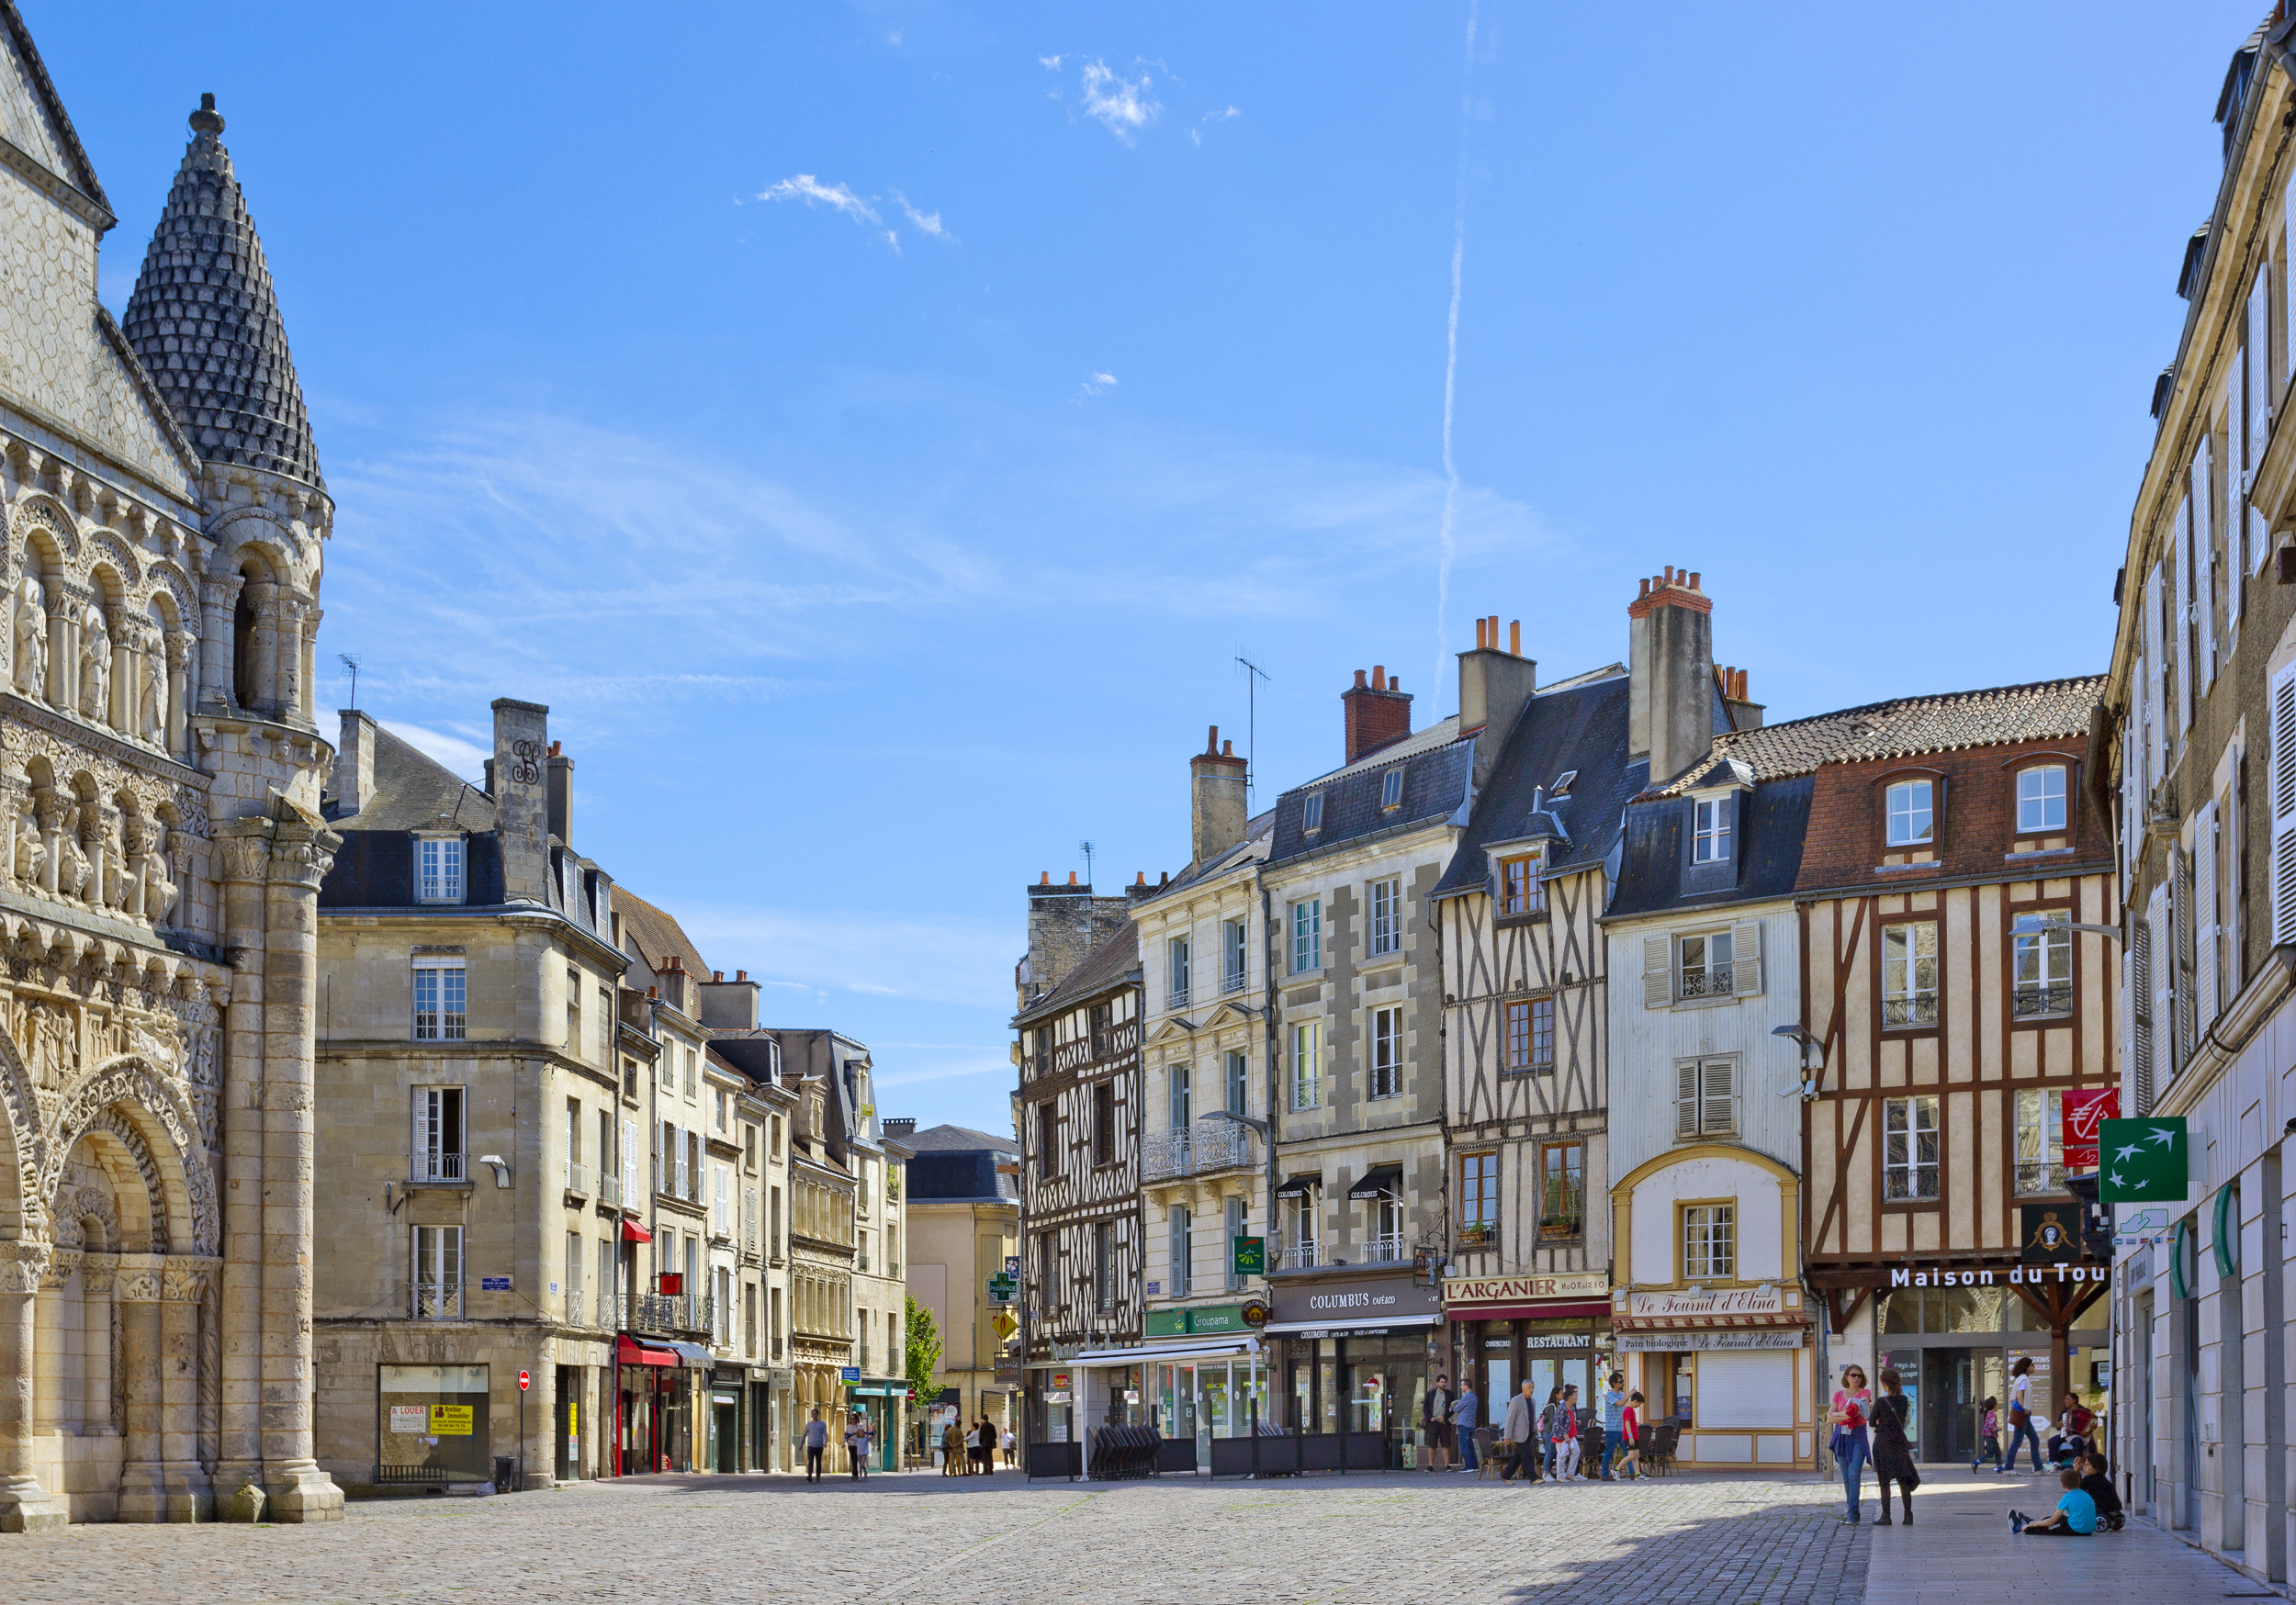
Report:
1258,1313,1442,1337
1041,1337,1263,1369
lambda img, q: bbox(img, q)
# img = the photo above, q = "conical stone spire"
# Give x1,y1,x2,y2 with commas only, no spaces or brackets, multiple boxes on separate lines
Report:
121,93,322,488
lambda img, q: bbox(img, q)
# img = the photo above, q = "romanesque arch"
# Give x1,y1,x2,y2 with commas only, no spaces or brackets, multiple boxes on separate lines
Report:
39,1056,215,1257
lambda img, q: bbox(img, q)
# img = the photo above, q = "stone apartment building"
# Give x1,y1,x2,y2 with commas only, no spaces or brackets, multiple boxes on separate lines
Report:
310,701,633,1492
0,13,349,1529
895,1121,1020,1455
2105,14,2296,1576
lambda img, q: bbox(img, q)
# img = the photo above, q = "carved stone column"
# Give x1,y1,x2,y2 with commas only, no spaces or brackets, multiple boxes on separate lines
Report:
114,1254,164,1521
108,630,131,735
165,633,189,759
274,597,305,726
0,1241,66,1531
45,594,69,712
156,1259,214,1521
33,786,62,898
243,581,277,717
78,1251,116,1440
209,823,269,1499
196,575,241,713
297,605,321,725
256,816,341,1520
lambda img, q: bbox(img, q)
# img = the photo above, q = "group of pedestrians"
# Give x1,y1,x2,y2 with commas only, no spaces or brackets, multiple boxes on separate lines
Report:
939,1413,1007,1475
1417,1372,1642,1482
795,1405,879,1482
1827,1358,2123,1535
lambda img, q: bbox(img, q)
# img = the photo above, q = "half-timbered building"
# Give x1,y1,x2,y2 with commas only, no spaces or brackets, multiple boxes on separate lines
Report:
1431,573,1750,1437
1785,679,2115,1466
1011,915,1144,1448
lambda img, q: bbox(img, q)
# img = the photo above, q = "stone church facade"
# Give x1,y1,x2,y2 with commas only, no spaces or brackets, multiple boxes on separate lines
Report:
0,6,342,1527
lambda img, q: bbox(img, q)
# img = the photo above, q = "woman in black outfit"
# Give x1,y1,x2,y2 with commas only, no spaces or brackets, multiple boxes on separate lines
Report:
1871,1367,1920,1525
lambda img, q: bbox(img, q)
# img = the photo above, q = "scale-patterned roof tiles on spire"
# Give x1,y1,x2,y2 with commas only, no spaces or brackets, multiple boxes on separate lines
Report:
120,95,321,488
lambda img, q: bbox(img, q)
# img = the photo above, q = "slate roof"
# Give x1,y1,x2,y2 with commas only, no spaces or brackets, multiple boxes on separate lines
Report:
0,1,109,214
1660,676,2105,793
1132,809,1273,908
903,1123,1019,1155
1269,718,1473,868
121,98,321,487
1434,668,1684,902
326,723,496,833
1013,921,1140,1027
614,887,713,976
1606,776,1815,920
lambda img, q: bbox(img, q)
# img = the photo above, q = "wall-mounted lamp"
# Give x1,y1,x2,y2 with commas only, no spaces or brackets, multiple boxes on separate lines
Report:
478,1154,512,1189
1771,1025,1826,1100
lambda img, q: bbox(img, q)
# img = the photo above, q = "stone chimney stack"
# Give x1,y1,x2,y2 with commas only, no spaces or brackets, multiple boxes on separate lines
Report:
546,740,574,844
1627,568,1716,787
698,968,760,1030
490,698,550,904
1716,666,1765,733
333,708,377,818
1020,872,1131,1011
1457,616,1537,791
1341,667,1412,764
1189,724,1249,868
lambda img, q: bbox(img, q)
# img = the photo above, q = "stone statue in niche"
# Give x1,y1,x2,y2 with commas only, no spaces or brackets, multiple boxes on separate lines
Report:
13,804,42,885
13,997,79,1087
140,640,167,746
100,815,129,911
55,808,89,901
142,821,177,924
79,610,108,722
13,578,46,698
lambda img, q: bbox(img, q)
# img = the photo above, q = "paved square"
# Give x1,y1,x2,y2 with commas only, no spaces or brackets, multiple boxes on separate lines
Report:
0,1467,2261,1605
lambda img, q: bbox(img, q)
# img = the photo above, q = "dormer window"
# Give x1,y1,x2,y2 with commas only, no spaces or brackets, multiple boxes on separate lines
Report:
2016,766,2066,834
1885,780,1934,847
1379,768,1404,811
1693,798,1731,864
1551,769,1577,797
1302,791,1324,833
416,836,466,904
1498,854,1542,917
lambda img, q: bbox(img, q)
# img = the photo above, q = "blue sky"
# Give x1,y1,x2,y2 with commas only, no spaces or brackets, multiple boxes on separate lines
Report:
28,2,2261,1134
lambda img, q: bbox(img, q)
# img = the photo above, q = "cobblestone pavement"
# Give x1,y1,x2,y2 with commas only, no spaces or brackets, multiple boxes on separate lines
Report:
3,1469,1870,1605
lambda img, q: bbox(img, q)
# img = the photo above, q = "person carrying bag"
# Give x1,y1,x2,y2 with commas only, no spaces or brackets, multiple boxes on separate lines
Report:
1548,1386,1582,1479
1421,1374,1457,1473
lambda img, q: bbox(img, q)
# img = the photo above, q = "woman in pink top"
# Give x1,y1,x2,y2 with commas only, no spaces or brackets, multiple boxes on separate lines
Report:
1829,1365,1874,1523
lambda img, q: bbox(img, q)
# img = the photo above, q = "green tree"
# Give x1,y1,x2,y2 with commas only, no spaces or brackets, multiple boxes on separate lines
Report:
905,1295,942,1413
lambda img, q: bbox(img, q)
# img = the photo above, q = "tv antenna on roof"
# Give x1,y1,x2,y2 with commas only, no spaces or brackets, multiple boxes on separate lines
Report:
337,653,361,711
1079,839,1096,887
1235,649,1272,804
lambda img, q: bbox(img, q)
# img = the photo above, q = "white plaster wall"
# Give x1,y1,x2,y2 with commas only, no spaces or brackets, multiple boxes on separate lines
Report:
1627,1155,1785,1285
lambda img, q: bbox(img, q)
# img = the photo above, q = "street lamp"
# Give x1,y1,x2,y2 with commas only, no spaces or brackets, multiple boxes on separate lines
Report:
1199,1108,1270,1139
1770,1025,1825,1100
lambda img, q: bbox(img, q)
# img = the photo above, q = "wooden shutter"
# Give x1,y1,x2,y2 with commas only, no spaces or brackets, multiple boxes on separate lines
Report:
2201,421,2223,685
2129,918,2155,1115
2119,945,2141,1116
2177,476,2198,732
2253,269,2274,474
2122,697,2142,881
1700,1060,1736,1135
2175,847,2195,1061
1675,1061,1700,1138
411,1090,427,1174
623,1118,638,1203
2192,799,2218,1031
1644,934,1672,1008
2226,746,2245,993
1729,918,1762,996
2270,663,2296,945
2144,564,2165,777
2146,881,2174,1096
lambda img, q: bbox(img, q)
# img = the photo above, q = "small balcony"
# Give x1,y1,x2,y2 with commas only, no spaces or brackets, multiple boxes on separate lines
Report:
566,1290,585,1328
1364,1233,1406,1265
1679,965,1734,1000
1142,1129,1191,1183
1222,969,1246,995
1192,1119,1251,1173
628,1293,715,1339
1279,1242,1320,1271
600,1173,624,1209
565,1161,591,1198
410,1155,466,1184
411,1286,462,1320
1167,985,1191,1011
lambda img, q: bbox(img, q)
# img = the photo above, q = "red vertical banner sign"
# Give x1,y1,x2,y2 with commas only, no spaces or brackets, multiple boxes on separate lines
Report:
2063,1089,2120,1172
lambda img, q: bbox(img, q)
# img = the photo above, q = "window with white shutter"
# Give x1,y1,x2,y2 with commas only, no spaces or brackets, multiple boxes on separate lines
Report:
2129,918,2155,1115
2252,267,2273,480
2144,564,2166,775
1643,934,1671,1007
2147,880,2177,1095
1729,918,1762,996
1674,1059,1736,1139
2198,432,2220,689
2178,475,2198,732
2193,800,2219,1033
2120,946,2143,1116
2223,756,2245,994
2176,847,2196,1063
2273,663,2296,946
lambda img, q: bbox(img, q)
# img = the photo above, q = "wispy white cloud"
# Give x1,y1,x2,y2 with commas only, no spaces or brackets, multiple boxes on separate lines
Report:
1079,60,1161,143
891,190,951,241
1191,105,1241,146
1080,371,1119,397
760,174,880,226
1038,53,1063,71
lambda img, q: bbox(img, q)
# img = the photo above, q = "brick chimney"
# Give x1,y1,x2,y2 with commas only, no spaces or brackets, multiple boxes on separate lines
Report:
1715,665,1764,733
1189,724,1248,867
490,698,550,903
1627,568,1716,787
1342,668,1412,764
1456,616,1537,791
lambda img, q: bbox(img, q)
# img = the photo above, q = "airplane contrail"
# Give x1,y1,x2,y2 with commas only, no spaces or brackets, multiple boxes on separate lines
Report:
1433,0,1478,713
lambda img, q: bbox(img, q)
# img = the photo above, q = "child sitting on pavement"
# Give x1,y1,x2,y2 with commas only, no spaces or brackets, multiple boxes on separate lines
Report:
2010,1468,2097,1536
2077,1451,2124,1532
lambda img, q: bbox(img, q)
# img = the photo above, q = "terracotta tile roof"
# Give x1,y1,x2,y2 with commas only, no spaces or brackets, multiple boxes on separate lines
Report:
1662,675,2105,792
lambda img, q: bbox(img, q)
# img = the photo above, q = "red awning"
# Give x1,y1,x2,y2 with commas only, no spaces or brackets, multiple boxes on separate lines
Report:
617,1335,675,1368
620,1220,652,1243
1447,1301,1612,1322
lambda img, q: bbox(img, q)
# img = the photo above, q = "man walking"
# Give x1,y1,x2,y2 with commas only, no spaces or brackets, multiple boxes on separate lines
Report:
803,1407,828,1482
1453,1379,1481,1474
1598,1374,1626,1480
1501,1378,1539,1482
1422,1373,1458,1473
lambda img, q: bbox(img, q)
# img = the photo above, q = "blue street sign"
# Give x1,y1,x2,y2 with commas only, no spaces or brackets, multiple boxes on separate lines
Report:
840,1365,861,1383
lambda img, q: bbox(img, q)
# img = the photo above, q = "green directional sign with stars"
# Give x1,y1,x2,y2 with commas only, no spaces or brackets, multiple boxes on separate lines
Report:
2099,1117,2189,1203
